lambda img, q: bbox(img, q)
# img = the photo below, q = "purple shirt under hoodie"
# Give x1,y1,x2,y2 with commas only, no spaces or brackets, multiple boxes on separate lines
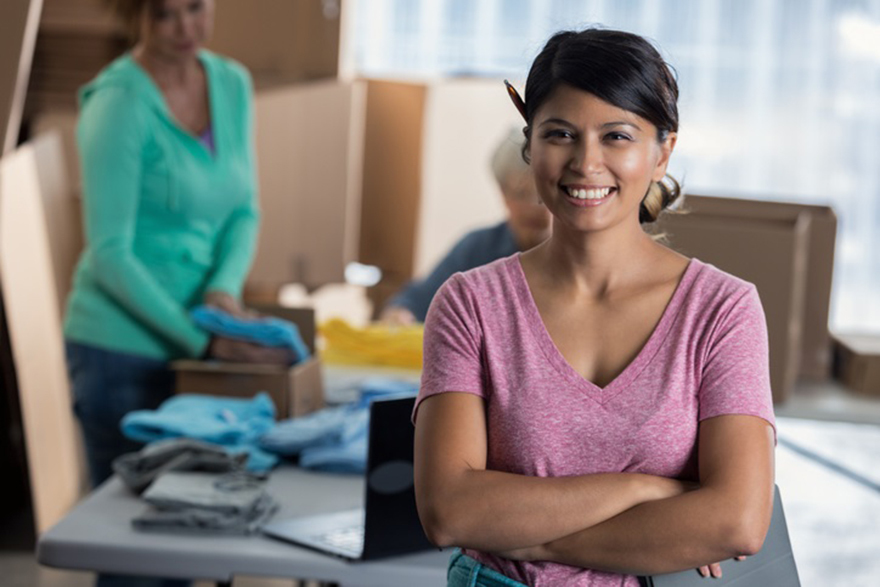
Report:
415,254,776,587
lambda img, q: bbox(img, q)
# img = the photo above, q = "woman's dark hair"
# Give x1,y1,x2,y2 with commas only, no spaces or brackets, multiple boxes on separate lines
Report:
522,28,682,224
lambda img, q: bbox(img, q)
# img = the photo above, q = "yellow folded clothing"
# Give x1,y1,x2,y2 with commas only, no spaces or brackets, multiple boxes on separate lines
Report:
318,319,423,369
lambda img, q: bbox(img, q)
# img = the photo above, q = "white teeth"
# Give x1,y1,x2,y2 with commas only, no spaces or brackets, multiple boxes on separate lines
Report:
567,187,611,199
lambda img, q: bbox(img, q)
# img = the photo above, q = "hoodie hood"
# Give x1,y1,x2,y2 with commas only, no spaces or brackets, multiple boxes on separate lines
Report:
78,53,169,117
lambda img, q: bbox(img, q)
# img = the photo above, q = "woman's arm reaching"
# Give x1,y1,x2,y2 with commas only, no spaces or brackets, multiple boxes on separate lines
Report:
414,391,694,552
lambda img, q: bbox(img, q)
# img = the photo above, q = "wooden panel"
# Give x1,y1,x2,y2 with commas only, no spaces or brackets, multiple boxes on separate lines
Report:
1,0,43,154
0,140,85,534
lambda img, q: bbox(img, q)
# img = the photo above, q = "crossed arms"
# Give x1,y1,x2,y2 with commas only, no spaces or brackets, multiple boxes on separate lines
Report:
413,392,775,576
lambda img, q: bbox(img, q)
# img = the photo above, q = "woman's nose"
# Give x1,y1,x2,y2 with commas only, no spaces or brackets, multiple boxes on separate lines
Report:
568,140,603,175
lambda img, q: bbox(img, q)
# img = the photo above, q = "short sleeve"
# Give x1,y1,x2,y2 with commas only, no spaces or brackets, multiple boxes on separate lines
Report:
414,273,486,420
698,285,776,436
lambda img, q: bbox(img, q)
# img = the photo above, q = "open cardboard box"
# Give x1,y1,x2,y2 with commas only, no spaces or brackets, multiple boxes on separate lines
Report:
833,334,880,396
171,306,324,419
655,204,811,403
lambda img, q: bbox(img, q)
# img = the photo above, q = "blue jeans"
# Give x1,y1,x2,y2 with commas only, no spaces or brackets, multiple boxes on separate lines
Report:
447,550,527,587
66,340,188,587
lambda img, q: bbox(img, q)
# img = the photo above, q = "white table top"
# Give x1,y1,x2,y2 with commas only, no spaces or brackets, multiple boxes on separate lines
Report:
37,467,449,586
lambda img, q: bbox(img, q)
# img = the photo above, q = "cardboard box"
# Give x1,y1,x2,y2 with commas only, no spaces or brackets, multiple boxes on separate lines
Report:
246,80,366,291
1,135,86,534
833,334,880,396
358,78,525,295
683,195,837,380
172,305,324,418
207,0,342,88
172,356,325,419
655,207,811,404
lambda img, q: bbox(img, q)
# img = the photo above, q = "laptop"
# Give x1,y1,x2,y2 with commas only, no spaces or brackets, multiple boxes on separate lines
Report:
642,485,800,586
261,396,434,560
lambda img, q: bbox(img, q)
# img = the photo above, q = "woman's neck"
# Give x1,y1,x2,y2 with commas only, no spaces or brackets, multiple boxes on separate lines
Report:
532,219,662,299
132,45,201,88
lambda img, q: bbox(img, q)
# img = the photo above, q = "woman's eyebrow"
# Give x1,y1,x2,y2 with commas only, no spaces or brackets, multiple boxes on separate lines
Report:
601,121,642,131
537,118,643,132
537,117,576,128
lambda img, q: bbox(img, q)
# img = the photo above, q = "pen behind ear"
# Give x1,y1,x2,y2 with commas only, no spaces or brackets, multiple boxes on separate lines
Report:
504,80,528,122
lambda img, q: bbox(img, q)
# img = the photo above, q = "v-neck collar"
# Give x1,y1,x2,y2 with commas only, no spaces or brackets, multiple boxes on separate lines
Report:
509,254,702,402
127,51,219,161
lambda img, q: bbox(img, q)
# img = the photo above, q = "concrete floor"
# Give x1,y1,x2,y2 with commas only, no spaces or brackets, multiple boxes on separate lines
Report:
4,380,880,586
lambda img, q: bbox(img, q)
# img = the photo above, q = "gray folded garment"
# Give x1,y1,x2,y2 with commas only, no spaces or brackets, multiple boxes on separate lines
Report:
133,471,278,535
113,437,247,494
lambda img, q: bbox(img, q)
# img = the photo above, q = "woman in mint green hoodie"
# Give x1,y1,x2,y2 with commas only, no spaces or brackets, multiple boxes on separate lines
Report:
64,0,281,526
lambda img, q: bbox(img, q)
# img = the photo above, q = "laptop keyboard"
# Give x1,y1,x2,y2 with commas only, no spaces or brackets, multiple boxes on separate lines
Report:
315,525,364,552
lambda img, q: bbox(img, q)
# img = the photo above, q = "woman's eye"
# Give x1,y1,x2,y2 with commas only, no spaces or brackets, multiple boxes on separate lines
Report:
605,132,632,142
544,129,574,140
189,0,204,13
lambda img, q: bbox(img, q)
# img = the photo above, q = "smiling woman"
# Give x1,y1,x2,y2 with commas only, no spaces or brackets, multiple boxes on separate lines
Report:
414,28,777,587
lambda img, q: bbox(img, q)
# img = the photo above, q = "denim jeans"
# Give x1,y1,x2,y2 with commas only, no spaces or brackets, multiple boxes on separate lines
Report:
447,550,528,587
65,340,188,587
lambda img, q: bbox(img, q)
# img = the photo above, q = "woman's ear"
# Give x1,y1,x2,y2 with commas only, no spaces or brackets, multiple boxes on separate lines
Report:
652,132,677,182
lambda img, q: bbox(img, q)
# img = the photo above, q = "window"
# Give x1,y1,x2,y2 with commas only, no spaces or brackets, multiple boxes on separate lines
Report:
353,0,880,333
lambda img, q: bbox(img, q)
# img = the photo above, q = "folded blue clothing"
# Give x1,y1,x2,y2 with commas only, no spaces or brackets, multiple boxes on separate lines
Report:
299,434,367,474
122,393,279,472
259,378,418,474
191,305,311,363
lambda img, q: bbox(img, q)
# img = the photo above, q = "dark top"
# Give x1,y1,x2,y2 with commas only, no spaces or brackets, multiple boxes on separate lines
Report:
387,221,518,322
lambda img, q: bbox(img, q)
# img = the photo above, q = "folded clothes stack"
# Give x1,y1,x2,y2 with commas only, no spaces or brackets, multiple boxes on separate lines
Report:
132,471,278,535
259,378,418,473
121,393,279,472
113,437,248,494
319,318,423,369
191,305,311,364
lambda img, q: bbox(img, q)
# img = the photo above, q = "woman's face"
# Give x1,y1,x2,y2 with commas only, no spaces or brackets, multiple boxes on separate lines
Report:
140,0,214,62
528,84,676,235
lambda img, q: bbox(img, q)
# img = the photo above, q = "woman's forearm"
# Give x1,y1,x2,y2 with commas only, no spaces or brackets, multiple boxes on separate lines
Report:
419,469,687,552
535,486,771,575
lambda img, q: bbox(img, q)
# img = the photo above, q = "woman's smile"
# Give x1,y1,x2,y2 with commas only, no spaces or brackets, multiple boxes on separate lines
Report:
560,185,618,207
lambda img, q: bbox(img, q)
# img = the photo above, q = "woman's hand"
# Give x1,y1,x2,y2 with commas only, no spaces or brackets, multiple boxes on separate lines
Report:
204,290,256,320
206,336,293,365
379,305,417,326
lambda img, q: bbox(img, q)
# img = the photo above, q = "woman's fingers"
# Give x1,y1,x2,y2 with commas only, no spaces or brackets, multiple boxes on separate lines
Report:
698,562,723,578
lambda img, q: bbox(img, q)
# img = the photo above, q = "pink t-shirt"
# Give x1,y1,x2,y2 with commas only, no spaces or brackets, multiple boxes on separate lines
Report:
415,254,775,587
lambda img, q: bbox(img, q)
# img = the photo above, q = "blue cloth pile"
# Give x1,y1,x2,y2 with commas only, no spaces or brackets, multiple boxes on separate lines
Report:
121,393,279,472
190,305,311,363
259,378,418,474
